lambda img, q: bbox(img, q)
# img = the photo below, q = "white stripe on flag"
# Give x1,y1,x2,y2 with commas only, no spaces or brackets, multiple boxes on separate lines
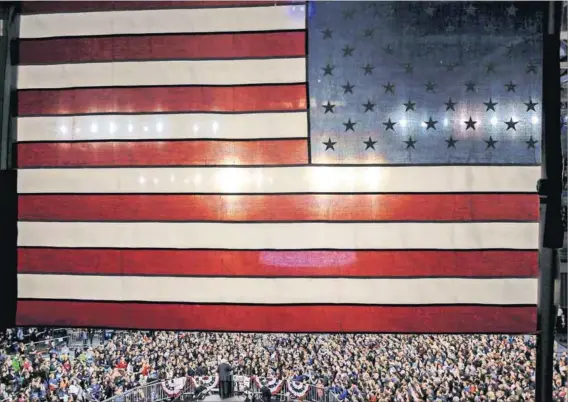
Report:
17,113,309,142
17,221,538,250
18,274,538,305
20,6,306,38
17,166,541,194
17,59,307,89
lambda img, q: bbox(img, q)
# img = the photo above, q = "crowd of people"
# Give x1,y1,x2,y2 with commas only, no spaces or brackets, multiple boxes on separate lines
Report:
0,328,567,402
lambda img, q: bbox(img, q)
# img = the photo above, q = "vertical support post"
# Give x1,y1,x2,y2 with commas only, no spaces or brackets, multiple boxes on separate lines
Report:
536,2,563,402
0,3,17,170
0,2,19,331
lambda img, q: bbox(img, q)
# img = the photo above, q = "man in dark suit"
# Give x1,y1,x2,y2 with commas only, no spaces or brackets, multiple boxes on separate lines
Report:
218,359,233,399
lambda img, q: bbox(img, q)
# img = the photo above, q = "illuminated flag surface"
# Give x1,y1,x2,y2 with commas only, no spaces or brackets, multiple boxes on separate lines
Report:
16,1,542,333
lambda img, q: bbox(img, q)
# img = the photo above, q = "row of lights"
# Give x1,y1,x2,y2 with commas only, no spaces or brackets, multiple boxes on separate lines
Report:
58,122,220,135
134,167,386,192
132,163,537,192
55,117,540,136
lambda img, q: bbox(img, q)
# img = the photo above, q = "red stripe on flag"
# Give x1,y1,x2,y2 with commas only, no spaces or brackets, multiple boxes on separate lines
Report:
17,139,308,167
18,85,307,116
18,248,538,278
18,194,539,222
16,300,537,333
20,32,306,64
21,1,298,14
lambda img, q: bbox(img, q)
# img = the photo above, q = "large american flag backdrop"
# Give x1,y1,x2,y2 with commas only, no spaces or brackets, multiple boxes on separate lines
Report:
16,1,542,333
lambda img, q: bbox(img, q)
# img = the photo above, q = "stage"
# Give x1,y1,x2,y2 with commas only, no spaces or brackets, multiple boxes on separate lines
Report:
204,396,245,402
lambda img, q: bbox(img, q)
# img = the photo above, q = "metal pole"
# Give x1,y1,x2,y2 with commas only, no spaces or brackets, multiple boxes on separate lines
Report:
0,2,19,332
535,2,563,402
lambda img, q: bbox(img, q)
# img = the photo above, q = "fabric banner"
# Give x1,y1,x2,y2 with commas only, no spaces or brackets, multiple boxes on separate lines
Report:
161,377,187,398
251,377,284,395
189,375,219,391
286,380,310,398
15,0,541,334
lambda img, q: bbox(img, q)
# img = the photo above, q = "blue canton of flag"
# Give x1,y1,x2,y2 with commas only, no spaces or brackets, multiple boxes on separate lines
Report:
308,1,543,165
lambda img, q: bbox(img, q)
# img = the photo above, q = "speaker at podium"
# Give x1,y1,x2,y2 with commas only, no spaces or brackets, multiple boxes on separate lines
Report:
217,359,234,399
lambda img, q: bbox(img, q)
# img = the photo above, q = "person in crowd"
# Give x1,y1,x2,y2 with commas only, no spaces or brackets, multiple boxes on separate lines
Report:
260,384,272,402
0,329,566,401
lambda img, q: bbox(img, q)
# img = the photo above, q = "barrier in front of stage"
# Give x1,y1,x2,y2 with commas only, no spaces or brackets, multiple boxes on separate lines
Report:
100,375,335,402
101,379,195,402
